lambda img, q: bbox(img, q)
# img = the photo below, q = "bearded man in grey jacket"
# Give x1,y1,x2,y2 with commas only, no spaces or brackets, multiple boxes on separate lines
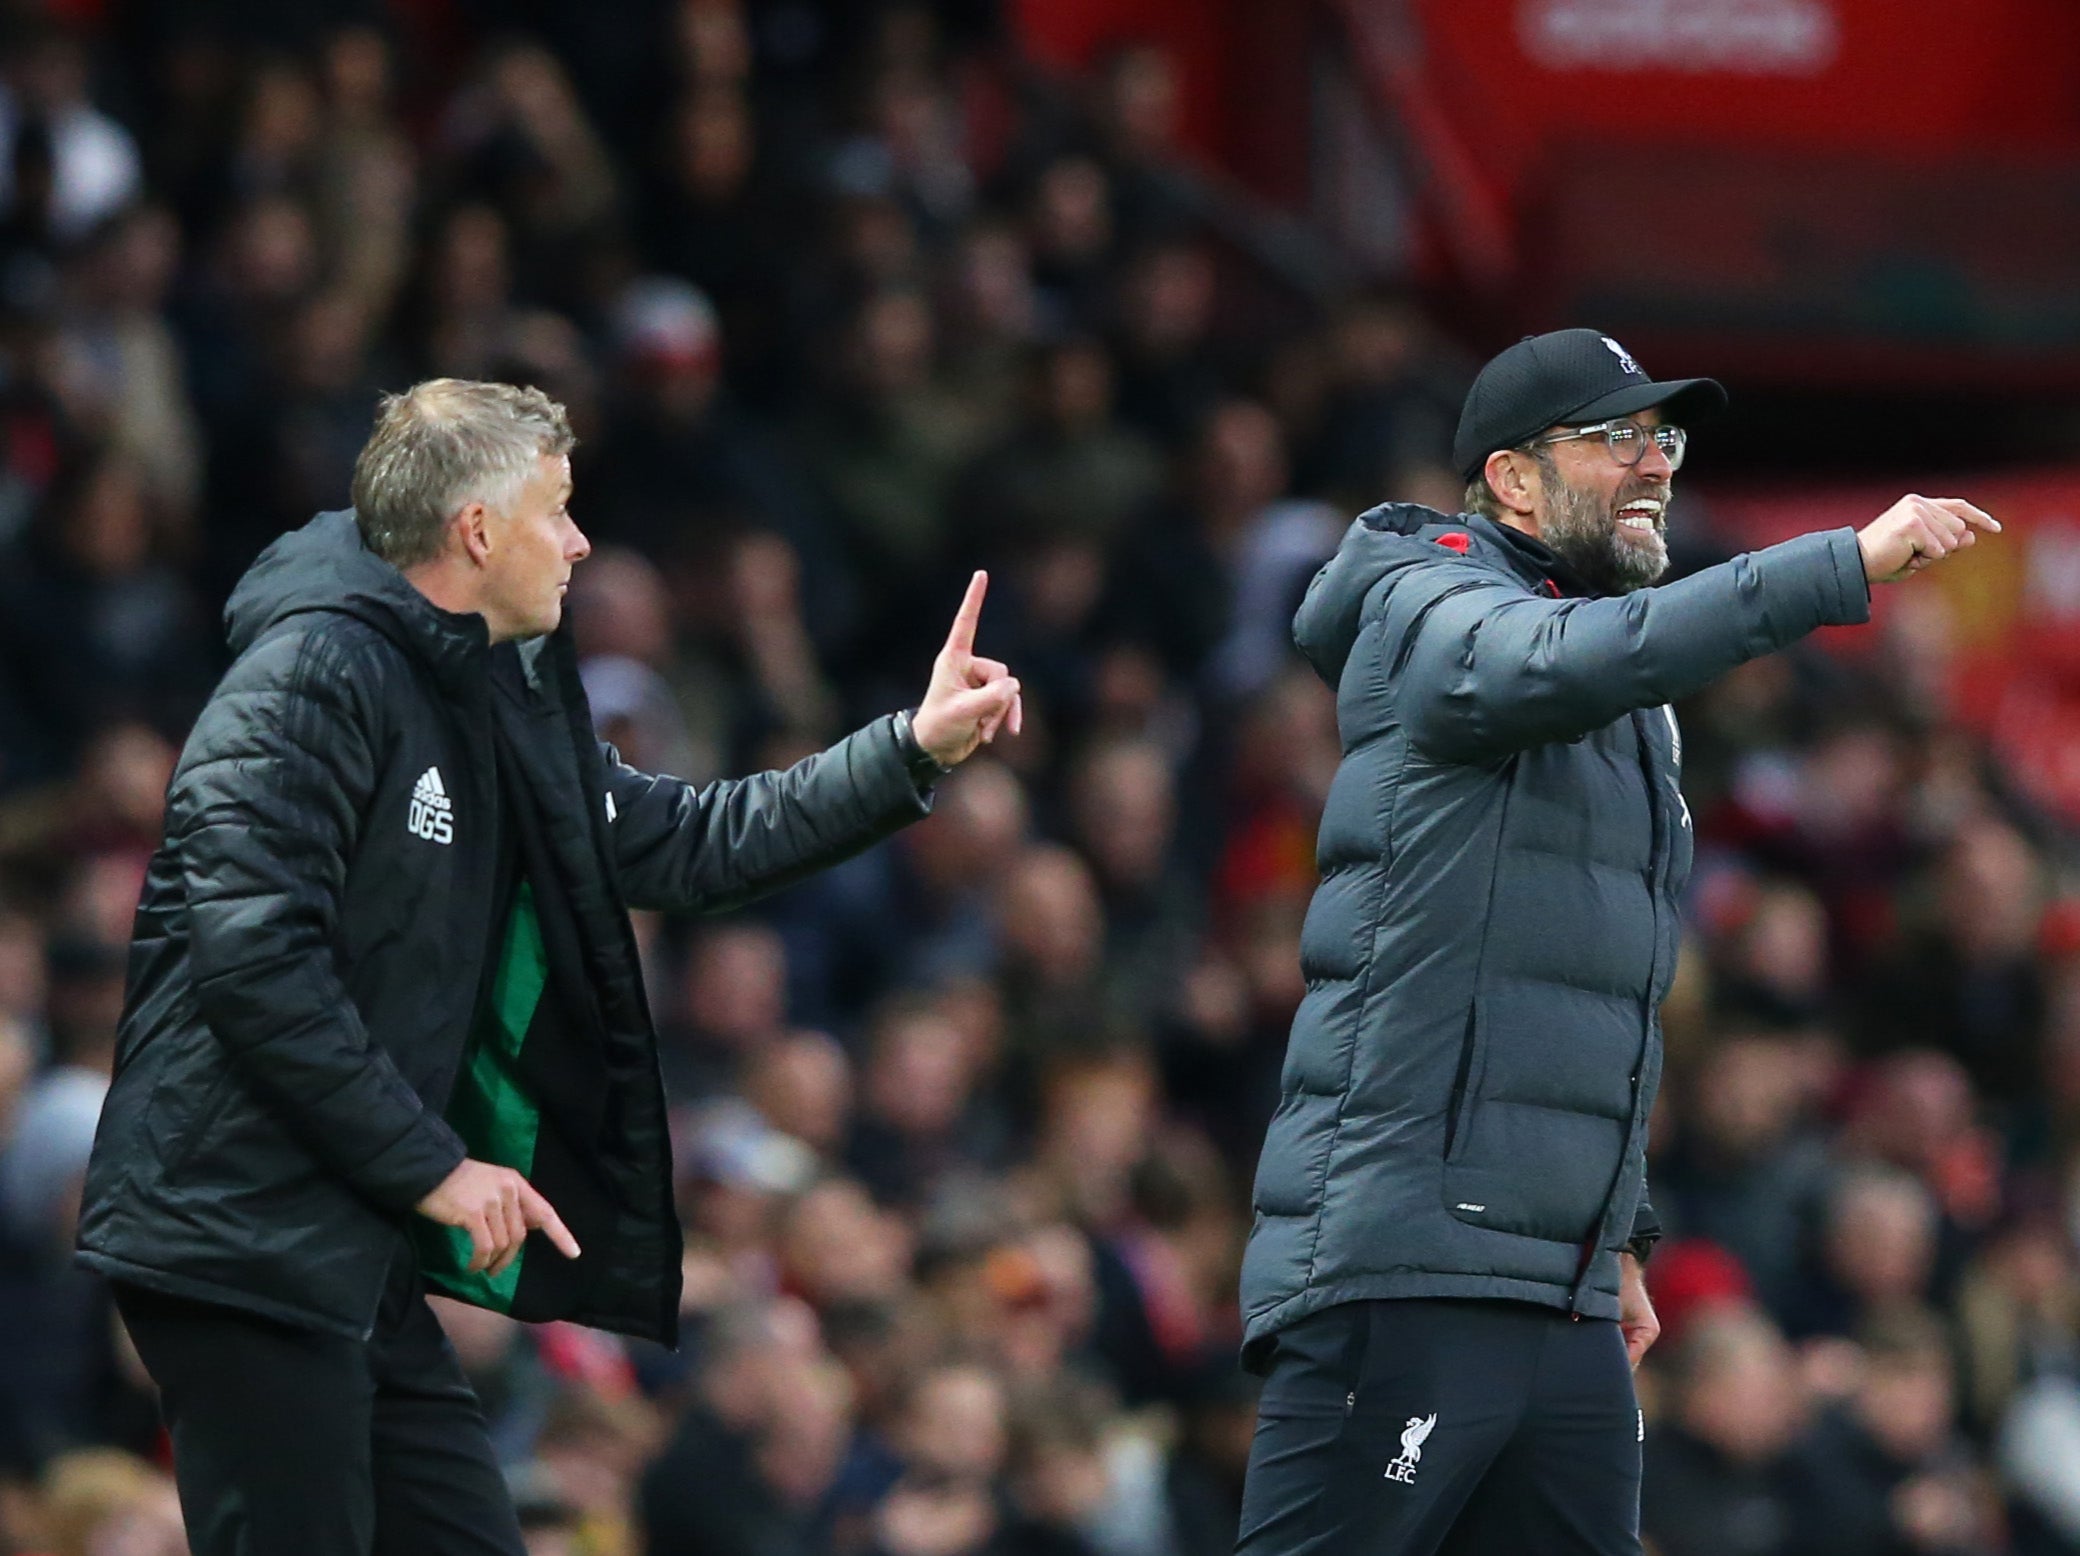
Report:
1234,329,1997,1556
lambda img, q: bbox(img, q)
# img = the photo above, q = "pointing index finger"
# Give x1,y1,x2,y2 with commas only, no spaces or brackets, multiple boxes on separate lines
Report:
520,1182,583,1260
1933,497,2001,533
945,570,988,657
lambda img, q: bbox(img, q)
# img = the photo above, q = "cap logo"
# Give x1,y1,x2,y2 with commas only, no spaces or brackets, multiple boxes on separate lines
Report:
1601,336,1642,375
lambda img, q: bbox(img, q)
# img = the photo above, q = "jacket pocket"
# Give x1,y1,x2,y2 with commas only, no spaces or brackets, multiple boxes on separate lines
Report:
1441,1004,1486,1164
1442,1103,1626,1242
156,1069,240,1181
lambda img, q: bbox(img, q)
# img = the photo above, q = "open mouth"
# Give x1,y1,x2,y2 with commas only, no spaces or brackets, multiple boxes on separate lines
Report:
1616,495,1666,536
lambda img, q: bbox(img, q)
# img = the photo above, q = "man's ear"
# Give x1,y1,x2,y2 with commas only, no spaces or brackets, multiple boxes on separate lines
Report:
455,501,493,565
1483,448,1539,519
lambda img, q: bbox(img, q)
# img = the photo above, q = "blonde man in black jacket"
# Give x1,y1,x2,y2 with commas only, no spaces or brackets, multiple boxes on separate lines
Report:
78,379,1021,1556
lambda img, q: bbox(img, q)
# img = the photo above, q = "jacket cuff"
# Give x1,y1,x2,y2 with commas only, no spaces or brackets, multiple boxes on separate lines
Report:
357,1113,469,1216
1820,527,1873,624
856,714,938,817
890,707,954,792
1625,1196,1663,1263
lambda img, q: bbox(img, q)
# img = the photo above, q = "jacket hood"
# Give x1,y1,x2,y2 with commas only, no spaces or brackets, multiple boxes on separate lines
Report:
1292,502,1584,685
224,509,491,686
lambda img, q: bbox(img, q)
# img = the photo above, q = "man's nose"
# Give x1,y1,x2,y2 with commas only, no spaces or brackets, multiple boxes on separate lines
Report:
1635,439,1675,479
566,520,592,562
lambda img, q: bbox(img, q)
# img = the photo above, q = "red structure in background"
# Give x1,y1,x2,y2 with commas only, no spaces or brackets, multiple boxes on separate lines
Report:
1012,0,2080,384
1014,0,2080,237
1013,0,2080,800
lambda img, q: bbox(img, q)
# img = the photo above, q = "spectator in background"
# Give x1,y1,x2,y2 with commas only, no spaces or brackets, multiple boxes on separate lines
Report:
1859,816,2051,1108
584,274,848,643
524,1382,661,1556
1706,876,1834,1028
643,84,793,409
846,1360,1011,1556
847,992,1006,1209
573,544,709,781
404,201,520,383
665,920,795,1100
0,911,47,1037
432,1297,560,1466
0,955,115,1475
956,340,1163,705
1837,1049,2004,1271
1025,156,1115,337
1785,1308,1994,1555
994,843,1119,1070
60,204,202,525
805,285,988,652
767,757,1030,1025
1658,1030,1834,1321
939,221,1045,439
778,1174,914,1311
1107,240,1226,451
1641,1307,1806,1556
311,26,415,318
963,337,1162,557
1084,43,1204,256
677,1099,817,1306
1784,1164,1942,1341
1066,734,1200,1028
745,1029,853,1164
640,1298,849,1556
0,446,213,766
435,41,619,290
1291,289,1464,511
1103,398,1298,692
0,24,141,246
828,57,974,248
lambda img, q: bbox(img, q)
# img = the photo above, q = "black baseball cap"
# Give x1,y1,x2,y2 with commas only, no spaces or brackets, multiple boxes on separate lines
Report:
1453,329,1727,480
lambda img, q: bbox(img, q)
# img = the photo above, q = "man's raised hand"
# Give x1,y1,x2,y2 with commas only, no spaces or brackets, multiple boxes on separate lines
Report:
416,1158,581,1277
911,571,1022,766
1858,495,2001,585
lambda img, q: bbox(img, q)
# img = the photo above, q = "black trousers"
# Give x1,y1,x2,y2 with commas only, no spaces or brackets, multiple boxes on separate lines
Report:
113,1256,525,1556
1237,1299,1642,1556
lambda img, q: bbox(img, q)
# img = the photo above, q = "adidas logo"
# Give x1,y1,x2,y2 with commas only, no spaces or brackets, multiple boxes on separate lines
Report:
408,766,454,845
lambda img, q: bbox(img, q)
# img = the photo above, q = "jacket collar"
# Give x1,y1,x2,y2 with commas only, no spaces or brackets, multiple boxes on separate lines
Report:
1460,513,1595,599
224,509,494,695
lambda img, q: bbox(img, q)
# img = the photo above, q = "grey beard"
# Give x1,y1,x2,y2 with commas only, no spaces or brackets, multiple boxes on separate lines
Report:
1539,477,1668,596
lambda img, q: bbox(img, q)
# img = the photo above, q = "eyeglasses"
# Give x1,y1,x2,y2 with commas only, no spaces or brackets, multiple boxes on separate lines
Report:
1531,419,1687,471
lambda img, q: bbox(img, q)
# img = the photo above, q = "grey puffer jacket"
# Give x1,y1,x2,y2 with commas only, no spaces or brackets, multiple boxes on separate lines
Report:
1240,504,1869,1368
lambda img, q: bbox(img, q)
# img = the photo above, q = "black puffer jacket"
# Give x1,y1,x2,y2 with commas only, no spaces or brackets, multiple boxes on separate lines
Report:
1240,505,1869,1368
77,511,929,1342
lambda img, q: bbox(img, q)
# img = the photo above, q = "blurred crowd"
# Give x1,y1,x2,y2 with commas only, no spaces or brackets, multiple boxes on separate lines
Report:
0,3,2077,1555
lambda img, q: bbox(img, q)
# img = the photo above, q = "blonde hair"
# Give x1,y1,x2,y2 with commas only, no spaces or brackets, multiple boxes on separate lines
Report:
351,379,574,567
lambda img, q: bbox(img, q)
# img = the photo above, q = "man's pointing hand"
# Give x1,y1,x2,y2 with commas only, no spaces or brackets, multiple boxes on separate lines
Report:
418,1158,581,1277
911,570,1022,766
1858,495,2001,585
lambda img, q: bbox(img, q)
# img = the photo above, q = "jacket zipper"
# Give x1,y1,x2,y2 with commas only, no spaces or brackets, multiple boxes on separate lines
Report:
1570,710,1669,1313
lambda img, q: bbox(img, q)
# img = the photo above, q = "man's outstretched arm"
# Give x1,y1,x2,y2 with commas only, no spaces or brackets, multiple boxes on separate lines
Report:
1395,496,1996,765
607,570,1022,914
